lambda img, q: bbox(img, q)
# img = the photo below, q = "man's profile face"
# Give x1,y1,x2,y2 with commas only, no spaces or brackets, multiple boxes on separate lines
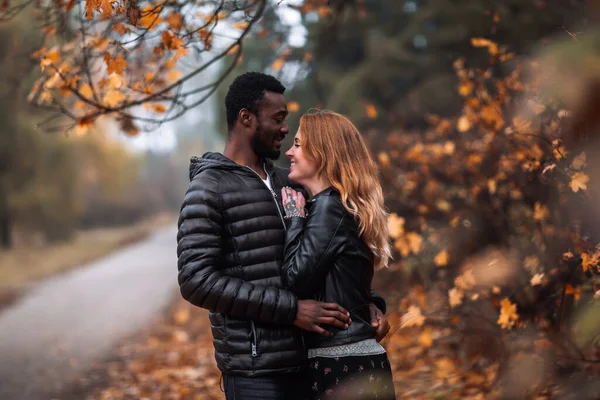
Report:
250,91,290,160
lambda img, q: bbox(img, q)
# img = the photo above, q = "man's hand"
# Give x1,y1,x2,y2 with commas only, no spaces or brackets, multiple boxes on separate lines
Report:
369,303,390,342
294,299,351,337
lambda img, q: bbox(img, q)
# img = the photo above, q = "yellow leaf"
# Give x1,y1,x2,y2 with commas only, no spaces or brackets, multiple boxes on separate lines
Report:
434,250,449,267
418,327,433,348
103,89,126,107
387,213,405,239
530,273,544,286
569,172,590,192
79,83,93,99
271,58,285,71
571,152,587,170
532,202,549,221
448,288,463,308
497,298,518,329
365,104,377,119
400,305,425,328
406,232,423,254
173,308,190,325
457,115,471,132
443,141,455,155
454,269,476,291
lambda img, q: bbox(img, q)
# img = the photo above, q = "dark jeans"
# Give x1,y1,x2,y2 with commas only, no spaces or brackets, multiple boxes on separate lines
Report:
223,372,310,400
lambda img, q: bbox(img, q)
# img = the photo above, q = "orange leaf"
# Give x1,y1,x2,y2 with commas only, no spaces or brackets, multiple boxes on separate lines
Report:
530,273,544,286
497,298,518,329
470,37,499,56
79,83,94,99
434,250,449,267
569,172,589,192
418,327,433,348
138,5,162,29
448,288,463,308
365,104,377,119
565,284,581,301
287,101,299,112
166,12,183,30
99,0,112,18
387,213,405,239
271,58,285,72
104,53,127,75
151,104,167,113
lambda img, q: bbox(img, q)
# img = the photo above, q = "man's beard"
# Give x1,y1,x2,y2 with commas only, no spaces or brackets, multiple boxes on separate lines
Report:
251,122,280,160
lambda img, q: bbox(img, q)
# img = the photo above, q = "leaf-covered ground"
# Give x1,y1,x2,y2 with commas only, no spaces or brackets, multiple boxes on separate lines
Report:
80,288,599,400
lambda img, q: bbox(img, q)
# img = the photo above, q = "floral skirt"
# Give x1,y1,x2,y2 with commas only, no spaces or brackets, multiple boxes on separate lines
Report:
308,352,395,400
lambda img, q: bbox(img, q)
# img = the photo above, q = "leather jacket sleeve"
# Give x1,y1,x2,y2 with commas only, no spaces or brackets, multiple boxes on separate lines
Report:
282,195,346,295
177,174,298,325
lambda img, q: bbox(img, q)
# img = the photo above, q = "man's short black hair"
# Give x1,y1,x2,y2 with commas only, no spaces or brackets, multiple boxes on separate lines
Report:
225,72,286,130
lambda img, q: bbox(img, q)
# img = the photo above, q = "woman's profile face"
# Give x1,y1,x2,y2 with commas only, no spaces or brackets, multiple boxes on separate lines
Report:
285,129,318,185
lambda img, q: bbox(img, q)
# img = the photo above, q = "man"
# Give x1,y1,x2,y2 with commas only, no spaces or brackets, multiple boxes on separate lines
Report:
176,72,389,399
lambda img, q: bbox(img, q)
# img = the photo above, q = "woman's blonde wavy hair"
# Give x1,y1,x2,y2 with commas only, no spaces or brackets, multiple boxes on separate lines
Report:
298,109,391,269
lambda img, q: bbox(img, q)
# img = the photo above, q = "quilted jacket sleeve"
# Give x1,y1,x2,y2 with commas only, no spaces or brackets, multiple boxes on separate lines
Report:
177,173,297,325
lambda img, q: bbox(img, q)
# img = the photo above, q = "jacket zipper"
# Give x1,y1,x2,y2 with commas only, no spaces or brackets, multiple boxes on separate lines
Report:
245,166,286,229
250,320,258,357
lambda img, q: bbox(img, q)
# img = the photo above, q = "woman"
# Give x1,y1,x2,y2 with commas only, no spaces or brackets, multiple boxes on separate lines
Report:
280,110,395,399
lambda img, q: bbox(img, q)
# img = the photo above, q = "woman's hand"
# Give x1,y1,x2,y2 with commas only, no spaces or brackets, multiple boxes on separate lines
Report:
281,187,306,218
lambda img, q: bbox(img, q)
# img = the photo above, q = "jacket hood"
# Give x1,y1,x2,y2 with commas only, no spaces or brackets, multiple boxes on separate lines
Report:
188,152,275,180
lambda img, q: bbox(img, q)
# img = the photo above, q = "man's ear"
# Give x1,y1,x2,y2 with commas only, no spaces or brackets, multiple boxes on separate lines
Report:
239,109,253,128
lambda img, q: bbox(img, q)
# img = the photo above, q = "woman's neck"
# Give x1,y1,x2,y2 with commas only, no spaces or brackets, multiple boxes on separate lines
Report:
304,178,330,197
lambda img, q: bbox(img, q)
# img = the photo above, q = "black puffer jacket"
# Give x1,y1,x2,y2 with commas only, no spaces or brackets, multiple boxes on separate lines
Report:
282,187,382,349
177,152,386,376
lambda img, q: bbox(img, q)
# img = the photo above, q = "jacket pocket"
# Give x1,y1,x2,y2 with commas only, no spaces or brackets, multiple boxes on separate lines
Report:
250,320,258,357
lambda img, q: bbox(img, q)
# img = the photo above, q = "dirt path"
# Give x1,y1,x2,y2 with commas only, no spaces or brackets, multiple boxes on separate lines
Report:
0,226,178,400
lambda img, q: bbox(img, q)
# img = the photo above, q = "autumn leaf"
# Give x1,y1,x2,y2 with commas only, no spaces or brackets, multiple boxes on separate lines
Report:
151,104,167,113
418,327,433,348
138,5,162,29
99,0,113,18
530,273,544,286
497,298,518,329
103,90,126,107
569,172,590,192
365,104,377,119
378,152,391,168
457,115,471,132
79,83,94,99
400,305,425,328
448,288,464,308
40,49,60,71
271,58,285,72
232,20,249,30
84,0,97,20
527,99,546,115
104,53,127,75
387,213,405,239
532,202,549,221
166,12,183,30
454,269,476,291
565,284,581,301
470,37,499,56
434,250,449,267
571,152,586,170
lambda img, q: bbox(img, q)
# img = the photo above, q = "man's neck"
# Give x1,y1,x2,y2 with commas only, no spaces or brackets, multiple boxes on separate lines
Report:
223,139,265,178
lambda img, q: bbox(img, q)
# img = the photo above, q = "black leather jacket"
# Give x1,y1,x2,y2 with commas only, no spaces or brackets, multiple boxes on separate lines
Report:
177,153,386,376
282,187,383,348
